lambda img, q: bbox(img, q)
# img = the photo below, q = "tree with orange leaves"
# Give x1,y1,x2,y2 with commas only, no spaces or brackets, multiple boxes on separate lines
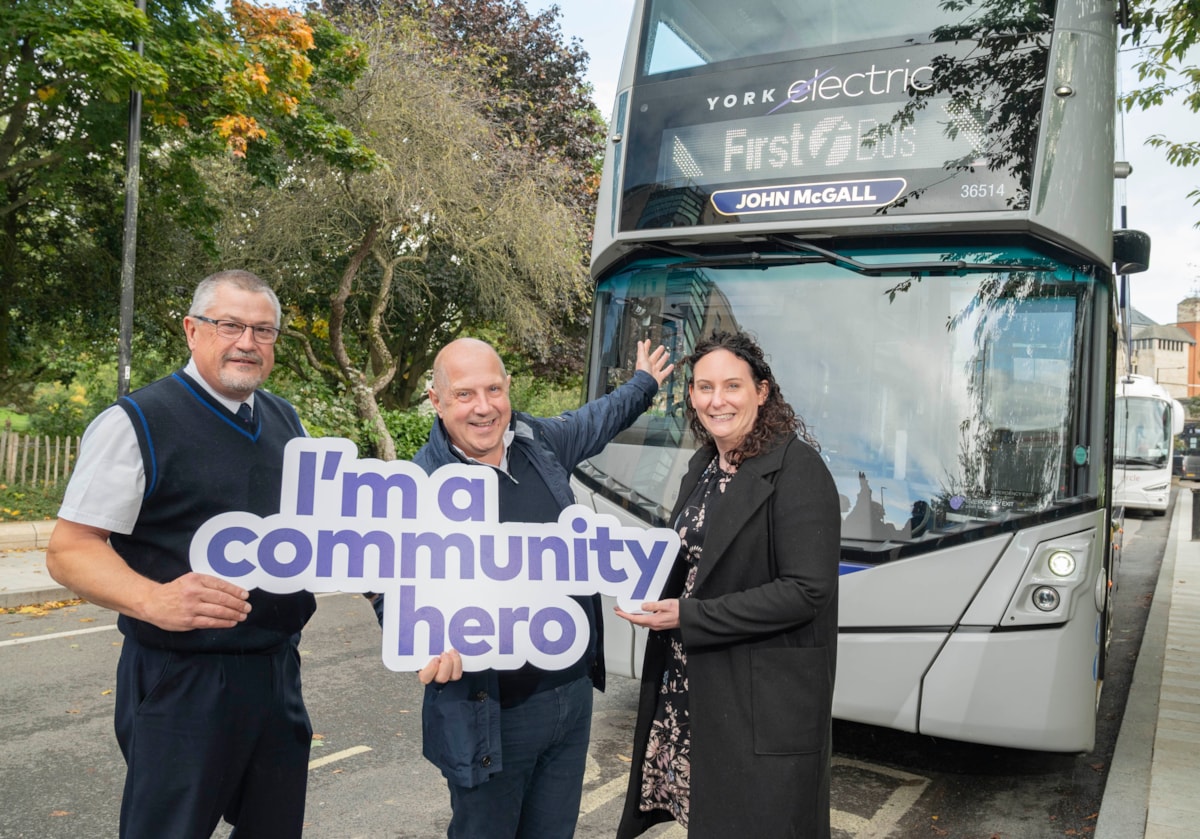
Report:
0,0,372,392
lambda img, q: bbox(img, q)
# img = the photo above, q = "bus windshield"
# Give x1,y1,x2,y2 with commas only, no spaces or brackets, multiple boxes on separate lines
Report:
1115,396,1173,468
580,244,1096,546
641,0,1055,75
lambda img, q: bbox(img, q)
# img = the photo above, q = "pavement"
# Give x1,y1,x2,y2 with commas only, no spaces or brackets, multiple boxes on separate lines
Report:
0,519,61,608
1,500,1196,837
1095,487,1200,839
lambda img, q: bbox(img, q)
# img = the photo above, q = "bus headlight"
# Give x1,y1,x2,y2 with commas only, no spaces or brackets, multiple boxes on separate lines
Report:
1047,550,1076,577
1001,531,1095,626
1032,586,1061,611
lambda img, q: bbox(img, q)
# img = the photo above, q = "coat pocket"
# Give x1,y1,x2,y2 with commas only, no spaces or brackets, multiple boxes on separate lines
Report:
750,645,832,755
422,685,501,787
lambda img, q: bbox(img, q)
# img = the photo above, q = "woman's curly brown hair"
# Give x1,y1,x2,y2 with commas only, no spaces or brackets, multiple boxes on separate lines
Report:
684,331,819,466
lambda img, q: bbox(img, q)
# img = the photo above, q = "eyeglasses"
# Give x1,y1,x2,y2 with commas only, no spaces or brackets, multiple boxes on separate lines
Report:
192,315,281,345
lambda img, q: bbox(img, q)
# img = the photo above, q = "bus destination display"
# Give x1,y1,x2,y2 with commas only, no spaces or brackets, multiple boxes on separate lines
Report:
620,44,1042,231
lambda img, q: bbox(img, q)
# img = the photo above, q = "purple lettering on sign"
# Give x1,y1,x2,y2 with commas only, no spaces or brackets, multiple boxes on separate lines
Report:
190,437,680,672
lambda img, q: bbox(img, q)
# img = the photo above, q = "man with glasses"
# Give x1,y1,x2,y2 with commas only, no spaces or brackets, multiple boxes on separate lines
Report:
47,269,314,839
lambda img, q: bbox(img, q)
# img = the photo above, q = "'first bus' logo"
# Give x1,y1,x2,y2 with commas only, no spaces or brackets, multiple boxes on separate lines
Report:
712,178,907,215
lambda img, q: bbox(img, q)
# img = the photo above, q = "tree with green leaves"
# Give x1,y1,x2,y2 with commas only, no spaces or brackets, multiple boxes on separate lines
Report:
380,0,605,212
215,16,589,459
0,0,372,399
1123,0,1200,207
323,0,606,382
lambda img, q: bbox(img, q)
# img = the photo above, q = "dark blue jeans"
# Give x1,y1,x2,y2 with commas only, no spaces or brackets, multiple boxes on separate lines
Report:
446,675,594,839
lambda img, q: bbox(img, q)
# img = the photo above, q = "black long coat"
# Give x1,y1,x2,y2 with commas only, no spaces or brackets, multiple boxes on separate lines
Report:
617,434,841,839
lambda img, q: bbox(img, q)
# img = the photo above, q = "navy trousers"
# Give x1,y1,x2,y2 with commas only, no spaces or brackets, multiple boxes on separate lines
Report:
446,675,594,839
114,635,312,839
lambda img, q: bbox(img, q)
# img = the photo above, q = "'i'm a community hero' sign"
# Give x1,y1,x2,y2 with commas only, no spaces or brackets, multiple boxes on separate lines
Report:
189,437,679,672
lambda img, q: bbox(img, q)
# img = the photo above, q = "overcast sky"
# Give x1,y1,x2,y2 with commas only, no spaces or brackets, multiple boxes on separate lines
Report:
530,0,1200,326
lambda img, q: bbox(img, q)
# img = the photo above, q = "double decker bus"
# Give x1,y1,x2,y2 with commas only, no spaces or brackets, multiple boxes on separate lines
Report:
570,0,1151,752
1113,373,1183,514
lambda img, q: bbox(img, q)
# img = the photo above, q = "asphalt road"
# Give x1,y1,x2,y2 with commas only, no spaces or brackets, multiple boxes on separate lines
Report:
0,505,1164,839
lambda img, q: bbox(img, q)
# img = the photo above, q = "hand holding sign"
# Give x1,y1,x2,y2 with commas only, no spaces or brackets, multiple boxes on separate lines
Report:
418,649,463,684
614,598,680,631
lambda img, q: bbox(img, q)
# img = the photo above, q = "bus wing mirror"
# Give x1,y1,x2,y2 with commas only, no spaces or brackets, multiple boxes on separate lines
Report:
1113,229,1151,275
1117,0,1131,28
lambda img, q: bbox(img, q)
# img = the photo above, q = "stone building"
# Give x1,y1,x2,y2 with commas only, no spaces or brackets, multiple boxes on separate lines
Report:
1122,306,1194,401
1173,297,1200,403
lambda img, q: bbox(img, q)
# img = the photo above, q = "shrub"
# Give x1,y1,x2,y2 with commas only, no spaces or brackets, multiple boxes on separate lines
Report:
384,409,436,460
267,374,367,446
27,381,92,438
0,483,62,522
509,375,582,417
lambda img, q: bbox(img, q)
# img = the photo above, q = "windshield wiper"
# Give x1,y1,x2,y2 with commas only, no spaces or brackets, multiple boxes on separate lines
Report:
765,236,1056,276
648,238,1056,276
646,243,828,270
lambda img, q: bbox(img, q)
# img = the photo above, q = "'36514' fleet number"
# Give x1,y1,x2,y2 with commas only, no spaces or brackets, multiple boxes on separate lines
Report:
961,183,1006,199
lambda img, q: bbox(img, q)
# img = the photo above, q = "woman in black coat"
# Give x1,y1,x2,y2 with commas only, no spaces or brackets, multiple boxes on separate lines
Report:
615,331,841,839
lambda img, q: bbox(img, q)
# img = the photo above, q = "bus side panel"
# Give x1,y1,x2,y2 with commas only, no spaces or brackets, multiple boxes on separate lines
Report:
598,593,637,679
925,515,1102,751
833,634,945,732
827,538,1009,733
1029,1,1117,264
918,619,1099,752
838,536,1011,627
575,480,647,680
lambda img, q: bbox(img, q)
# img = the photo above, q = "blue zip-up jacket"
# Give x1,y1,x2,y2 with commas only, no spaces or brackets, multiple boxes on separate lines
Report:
411,370,659,788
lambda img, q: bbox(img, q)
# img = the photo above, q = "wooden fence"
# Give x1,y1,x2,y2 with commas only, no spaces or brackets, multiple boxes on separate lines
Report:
0,429,81,487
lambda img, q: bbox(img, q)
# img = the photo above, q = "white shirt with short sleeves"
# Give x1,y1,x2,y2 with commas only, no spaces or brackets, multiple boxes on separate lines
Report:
58,360,256,535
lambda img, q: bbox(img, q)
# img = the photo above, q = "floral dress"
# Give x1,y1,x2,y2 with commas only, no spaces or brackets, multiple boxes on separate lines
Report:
638,456,735,826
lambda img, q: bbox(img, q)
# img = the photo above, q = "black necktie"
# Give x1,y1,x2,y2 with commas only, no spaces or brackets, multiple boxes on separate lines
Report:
236,402,253,426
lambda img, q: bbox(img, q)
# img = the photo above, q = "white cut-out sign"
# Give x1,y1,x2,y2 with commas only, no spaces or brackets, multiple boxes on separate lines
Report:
190,437,679,672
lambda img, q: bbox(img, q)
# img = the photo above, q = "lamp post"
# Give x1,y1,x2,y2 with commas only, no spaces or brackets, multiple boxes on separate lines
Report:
117,0,146,399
